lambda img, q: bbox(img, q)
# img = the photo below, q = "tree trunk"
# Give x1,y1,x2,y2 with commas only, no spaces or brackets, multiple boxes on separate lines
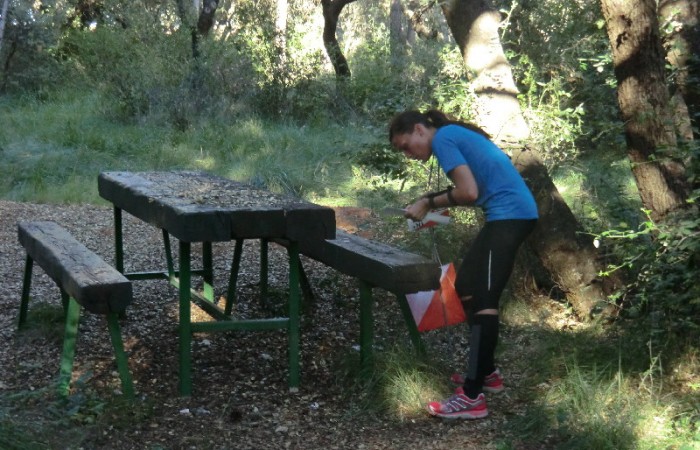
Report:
659,0,699,141
274,0,288,73
0,0,9,59
601,0,689,220
321,0,356,79
197,0,219,35
512,146,615,318
440,0,529,143
390,0,405,71
441,0,616,319
402,0,439,40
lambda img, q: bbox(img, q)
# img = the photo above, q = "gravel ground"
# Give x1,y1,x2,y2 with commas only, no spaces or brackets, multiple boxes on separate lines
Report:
0,200,558,449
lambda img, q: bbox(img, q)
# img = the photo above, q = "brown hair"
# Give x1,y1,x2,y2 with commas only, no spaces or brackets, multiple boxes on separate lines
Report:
388,109,490,142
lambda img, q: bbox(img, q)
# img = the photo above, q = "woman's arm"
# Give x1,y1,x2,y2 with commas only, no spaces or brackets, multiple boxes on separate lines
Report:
404,164,478,220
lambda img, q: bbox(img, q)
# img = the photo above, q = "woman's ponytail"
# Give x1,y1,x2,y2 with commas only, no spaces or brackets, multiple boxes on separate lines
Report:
389,109,491,142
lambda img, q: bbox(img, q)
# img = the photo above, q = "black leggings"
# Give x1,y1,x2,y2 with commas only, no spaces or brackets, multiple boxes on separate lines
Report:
455,219,537,316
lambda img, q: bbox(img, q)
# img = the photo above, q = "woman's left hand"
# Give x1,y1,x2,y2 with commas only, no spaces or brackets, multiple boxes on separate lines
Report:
404,197,431,221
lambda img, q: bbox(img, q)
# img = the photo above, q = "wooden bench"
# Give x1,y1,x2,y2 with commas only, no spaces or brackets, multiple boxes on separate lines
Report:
17,221,134,398
269,229,441,370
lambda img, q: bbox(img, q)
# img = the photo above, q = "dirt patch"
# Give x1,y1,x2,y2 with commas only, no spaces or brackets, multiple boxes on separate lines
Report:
0,200,562,449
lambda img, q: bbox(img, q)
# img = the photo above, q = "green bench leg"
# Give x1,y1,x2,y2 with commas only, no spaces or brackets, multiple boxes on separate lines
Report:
359,281,374,372
106,313,134,398
58,299,134,398
287,241,301,389
394,292,426,355
58,297,81,397
202,241,214,302
18,255,33,329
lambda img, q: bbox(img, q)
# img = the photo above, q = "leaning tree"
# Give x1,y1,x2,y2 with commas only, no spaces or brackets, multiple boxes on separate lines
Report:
439,0,619,318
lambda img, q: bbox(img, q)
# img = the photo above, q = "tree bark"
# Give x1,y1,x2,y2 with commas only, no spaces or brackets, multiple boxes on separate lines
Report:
659,0,699,141
274,0,288,73
321,0,356,79
440,0,529,143
601,0,689,220
390,0,406,71
197,0,219,35
402,0,439,40
441,0,616,319
0,0,9,58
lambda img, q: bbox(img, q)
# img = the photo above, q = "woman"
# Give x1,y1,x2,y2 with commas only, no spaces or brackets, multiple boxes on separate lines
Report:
389,109,538,419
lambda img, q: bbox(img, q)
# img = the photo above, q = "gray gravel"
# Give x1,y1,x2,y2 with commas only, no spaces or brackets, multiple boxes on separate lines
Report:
0,200,526,449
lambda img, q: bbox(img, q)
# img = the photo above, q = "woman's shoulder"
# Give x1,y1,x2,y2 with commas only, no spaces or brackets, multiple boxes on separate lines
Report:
436,124,491,146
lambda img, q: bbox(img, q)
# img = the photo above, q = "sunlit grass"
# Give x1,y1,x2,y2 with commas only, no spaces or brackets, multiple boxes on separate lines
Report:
0,89,383,206
498,315,700,449
552,156,644,231
378,347,447,420
537,359,700,449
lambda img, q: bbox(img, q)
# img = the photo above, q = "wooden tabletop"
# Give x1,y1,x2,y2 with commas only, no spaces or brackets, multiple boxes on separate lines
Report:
98,171,336,242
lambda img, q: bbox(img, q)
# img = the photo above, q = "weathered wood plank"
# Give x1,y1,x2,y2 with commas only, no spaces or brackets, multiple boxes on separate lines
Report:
18,221,132,314
98,171,336,242
283,230,441,294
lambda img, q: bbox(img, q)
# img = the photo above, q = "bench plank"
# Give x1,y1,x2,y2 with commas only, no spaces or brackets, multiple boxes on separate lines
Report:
292,230,441,294
18,221,132,314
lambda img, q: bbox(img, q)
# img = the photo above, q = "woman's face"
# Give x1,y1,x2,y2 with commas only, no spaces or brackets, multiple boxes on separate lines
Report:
391,124,433,162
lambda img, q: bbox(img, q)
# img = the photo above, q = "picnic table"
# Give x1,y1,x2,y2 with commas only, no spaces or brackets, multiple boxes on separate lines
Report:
98,170,335,395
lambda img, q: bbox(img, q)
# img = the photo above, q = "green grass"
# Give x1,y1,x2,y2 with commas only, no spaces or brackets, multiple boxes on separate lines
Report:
338,318,700,448
0,89,384,206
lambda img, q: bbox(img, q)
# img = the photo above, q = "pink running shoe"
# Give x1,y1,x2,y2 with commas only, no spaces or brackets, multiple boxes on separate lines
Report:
449,368,504,394
426,388,488,419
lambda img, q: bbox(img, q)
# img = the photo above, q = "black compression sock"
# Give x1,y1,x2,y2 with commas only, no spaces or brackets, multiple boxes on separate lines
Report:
463,314,500,398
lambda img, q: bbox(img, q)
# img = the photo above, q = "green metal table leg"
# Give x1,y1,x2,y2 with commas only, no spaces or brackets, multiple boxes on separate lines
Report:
287,241,301,388
224,239,243,316
60,289,69,314
395,292,426,355
202,241,214,302
260,239,269,304
162,230,174,279
58,297,81,397
178,241,192,396
359,281,374,373
106,313,134,398
114,207,124,273
18,255,33,329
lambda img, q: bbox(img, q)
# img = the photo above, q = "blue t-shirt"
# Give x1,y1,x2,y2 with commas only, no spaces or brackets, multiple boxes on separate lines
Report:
432,125,539,221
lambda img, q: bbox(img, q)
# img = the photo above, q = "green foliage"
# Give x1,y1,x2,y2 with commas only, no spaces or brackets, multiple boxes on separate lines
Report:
1,1,74,93
353,143,409,183
513,52,586,168
61,26,195,123
502,0,622,166
423,46,478,121
594,201,700,342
